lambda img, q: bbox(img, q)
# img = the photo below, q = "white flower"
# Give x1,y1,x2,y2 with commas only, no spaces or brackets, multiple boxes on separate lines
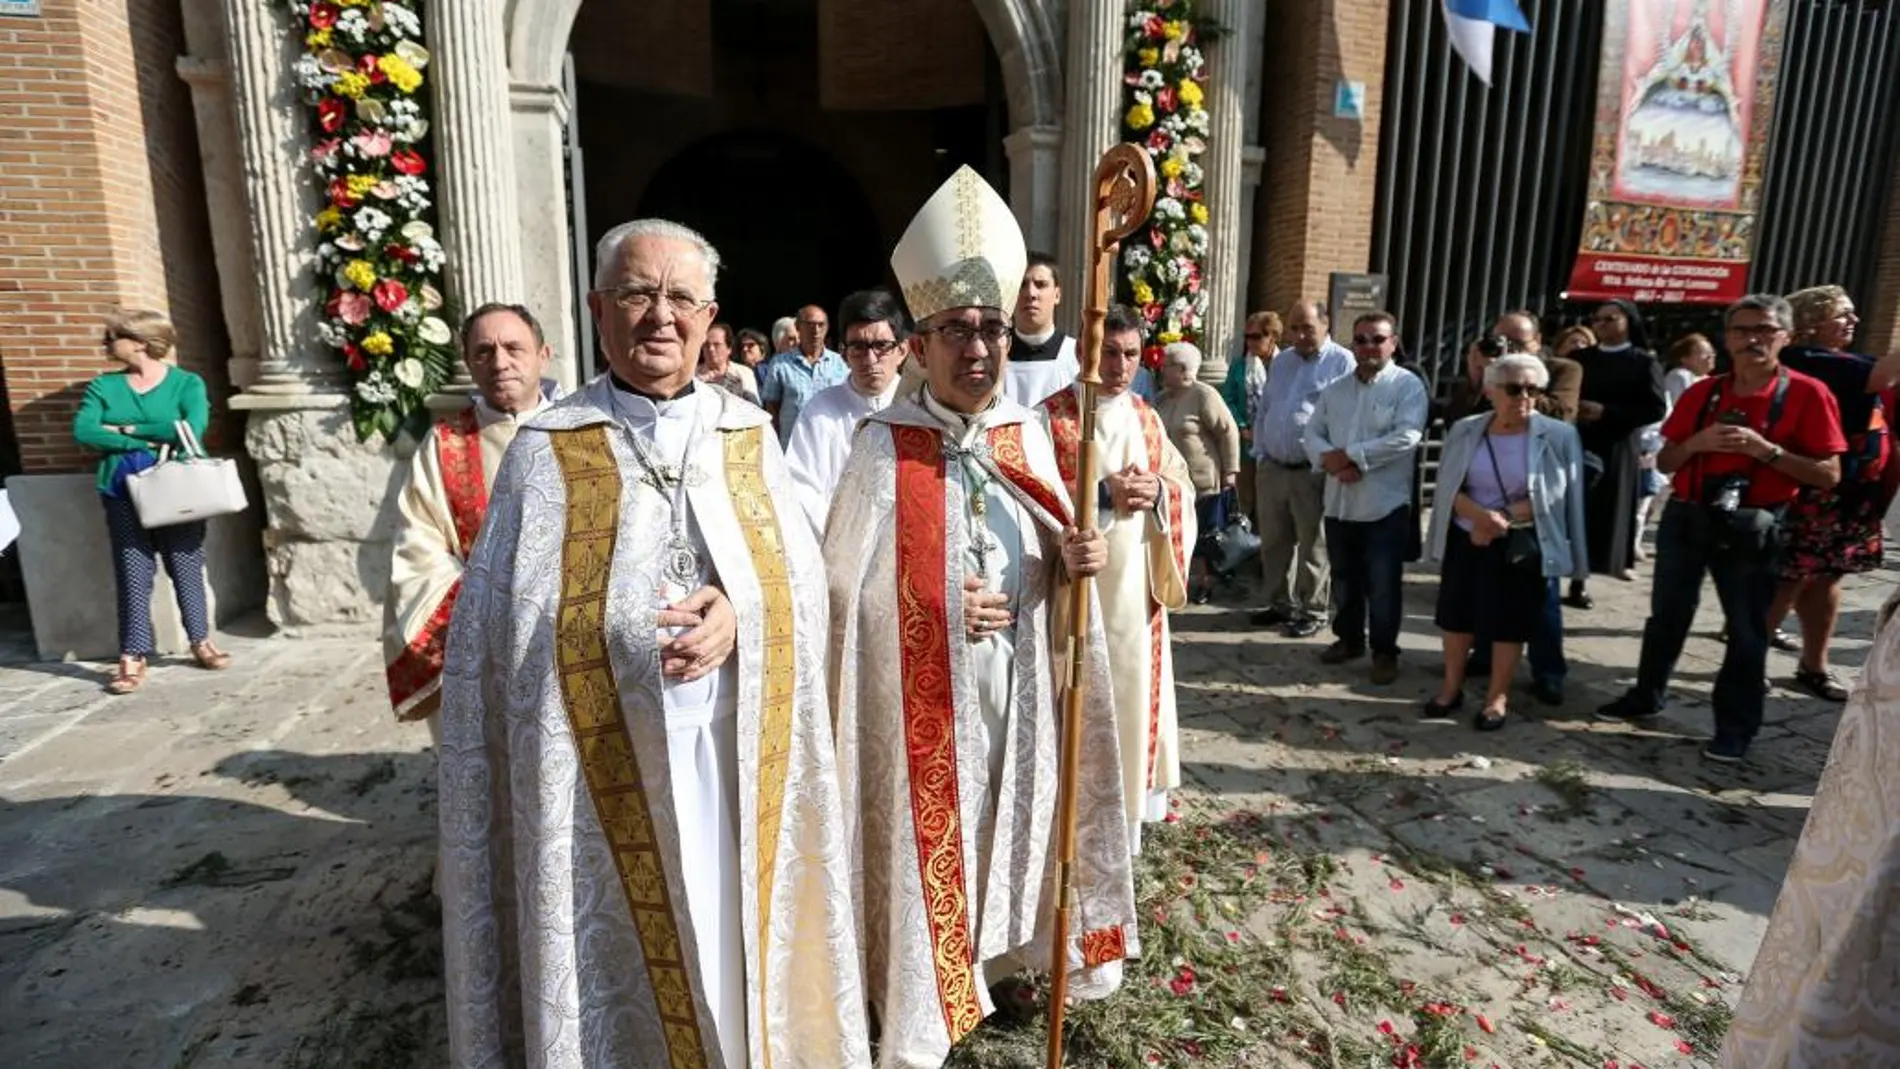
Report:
1127,10,1154,28
1184,163,1205,187
395,299,423,324
1155,197,1185,220
1187,223,1208,247
355,373,398,405
393,175,431,213
418,316,452,346
1138,69,1164,90
383,4,423,39
316,320,350,348
393,358,426,388
337,8,370,43
399,219,434,241
1124,246,1152,268
292,54,331,90
352,206,393,242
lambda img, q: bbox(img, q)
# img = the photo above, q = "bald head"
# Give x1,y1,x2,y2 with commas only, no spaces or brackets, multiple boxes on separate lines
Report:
1285,301,1328,356
795,304,829,359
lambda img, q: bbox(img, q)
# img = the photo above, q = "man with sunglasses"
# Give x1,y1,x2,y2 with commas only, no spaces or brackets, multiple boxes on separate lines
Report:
783,288,911,535
1302,312,1429,683
1596,294,1846,764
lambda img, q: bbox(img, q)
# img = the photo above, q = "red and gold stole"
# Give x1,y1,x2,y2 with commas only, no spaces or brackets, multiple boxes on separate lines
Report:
387,408,488,719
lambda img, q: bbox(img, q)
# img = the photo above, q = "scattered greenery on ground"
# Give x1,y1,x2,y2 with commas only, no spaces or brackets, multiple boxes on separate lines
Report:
1532,761,1594,822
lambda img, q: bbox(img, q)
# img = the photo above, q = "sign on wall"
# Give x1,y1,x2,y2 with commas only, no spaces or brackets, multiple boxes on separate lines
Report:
1564,0,1790,306
1328,272,1389,344
0,0,42,16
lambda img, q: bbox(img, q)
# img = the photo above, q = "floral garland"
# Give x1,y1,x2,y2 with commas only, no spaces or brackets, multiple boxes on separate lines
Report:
283,0,455,441
1120,0,1225,372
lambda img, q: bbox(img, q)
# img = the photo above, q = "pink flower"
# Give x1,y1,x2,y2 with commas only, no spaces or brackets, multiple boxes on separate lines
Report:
310,138,343,166
327,290,372,326
351,129,393,158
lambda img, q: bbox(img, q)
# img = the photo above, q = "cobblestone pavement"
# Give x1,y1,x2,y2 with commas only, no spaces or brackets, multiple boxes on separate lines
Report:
0,551,1891,1067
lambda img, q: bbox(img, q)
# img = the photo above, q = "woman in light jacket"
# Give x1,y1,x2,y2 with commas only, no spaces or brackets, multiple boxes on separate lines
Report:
1423,354,1587,730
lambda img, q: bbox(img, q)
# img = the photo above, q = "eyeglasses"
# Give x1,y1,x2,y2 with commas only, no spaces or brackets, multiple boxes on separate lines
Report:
1726,324,1784,340
599,286,712,316
1498,382,1543,397
1352,333,1391,346
101,331,119,346
924,322,1011,347
842,339,902,358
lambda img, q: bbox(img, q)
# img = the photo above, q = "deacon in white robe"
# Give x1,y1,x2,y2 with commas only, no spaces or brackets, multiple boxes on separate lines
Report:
384,303,560,728
1039,308,1195,854
1004,253,1079,407
783,288,908,536
439,221,869,1069
825,168,1135,1069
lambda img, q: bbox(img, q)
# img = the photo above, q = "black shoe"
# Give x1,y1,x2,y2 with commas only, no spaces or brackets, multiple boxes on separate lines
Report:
1792,664,1850,702
1770,628,1799,652
1369,652,1400,685
1473,708,1508,732
1284,616,1325,639
1250,606,1293,627
1421,693,1463,720
1701,737,1748,764
1564,588,1594,610
1318,639,1365,664
1531,678,1565,706
1594,693,1661,723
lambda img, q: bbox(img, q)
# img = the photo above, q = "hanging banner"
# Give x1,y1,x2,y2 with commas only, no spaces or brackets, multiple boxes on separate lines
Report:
1565,0,1790,306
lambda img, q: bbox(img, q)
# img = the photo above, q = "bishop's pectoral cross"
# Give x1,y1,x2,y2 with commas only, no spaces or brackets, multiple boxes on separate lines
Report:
947,438,1004,577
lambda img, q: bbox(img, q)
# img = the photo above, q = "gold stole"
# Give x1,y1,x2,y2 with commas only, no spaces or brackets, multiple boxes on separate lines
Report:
548,422,796,1069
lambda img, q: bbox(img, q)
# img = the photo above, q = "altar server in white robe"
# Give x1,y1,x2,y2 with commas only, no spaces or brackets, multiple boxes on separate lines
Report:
824,166,1136,1069
1004,251,1079,407
1038,305,1195,854
438,218,870,1069
783,288,909,536
384,302,560,731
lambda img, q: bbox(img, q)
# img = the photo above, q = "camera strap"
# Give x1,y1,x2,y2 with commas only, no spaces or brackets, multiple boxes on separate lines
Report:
1690,369,1791,500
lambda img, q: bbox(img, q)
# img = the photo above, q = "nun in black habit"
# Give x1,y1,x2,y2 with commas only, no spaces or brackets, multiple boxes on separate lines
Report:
1566,299,1667,608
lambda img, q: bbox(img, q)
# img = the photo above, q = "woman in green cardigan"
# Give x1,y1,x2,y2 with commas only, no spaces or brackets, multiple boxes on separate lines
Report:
73,308,232,694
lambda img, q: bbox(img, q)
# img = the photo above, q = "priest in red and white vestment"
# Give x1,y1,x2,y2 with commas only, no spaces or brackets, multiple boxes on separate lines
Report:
383,303,561,730
824,167,1136,1068
1039,305,1195,854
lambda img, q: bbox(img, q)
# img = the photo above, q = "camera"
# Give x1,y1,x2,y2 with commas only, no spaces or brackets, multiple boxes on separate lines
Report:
1474,334,1513,360
1704,474,1749,513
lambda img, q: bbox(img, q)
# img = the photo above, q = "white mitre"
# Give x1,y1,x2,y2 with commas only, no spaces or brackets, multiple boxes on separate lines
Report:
890,165,1027,321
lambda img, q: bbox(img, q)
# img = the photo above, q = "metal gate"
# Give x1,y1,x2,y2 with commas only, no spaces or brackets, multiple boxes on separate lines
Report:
1371,0,1900,392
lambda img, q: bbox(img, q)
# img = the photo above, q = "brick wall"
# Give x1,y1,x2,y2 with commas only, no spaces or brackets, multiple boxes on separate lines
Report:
0,0,227,475
1246,0,1391,316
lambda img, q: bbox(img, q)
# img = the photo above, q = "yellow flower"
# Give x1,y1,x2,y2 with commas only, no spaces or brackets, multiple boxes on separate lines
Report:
339,0,367,6
1163,20,1187,41
1178,79,1203,108
305,28,333,48
1160,156,1185,179
346,174,380,198
333,71,371,99
1159,331,1183,345
1190,202,1209,224
361,331,395,357
1137,47,1159,67
379,54,424,94
1126,103,1155,131
315,207,343,232
1132,282,1155,305
343,259,377,292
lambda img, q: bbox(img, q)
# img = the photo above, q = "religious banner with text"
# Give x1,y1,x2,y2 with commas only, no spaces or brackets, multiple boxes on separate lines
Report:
1565,0,1790,306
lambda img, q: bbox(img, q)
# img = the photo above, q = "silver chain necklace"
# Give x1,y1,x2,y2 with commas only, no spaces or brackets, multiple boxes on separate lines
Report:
621,413,707,588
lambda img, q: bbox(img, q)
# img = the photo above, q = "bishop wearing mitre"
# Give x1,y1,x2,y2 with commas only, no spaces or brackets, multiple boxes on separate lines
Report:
437,219,869,1069
383,303,559,729
1038,305,1195,854
824,167,1137,1068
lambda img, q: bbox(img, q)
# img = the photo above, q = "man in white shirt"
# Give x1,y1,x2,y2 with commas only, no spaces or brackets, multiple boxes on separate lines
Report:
783,288,909,535
1249,300,1353,637
1303,311,1428,683
1005,251,1080,407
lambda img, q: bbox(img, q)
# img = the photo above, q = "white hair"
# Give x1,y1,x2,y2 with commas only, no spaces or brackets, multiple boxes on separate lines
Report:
771,316,797,348
593,218,722,293
1483,353,1550,389
1164,340,1202,380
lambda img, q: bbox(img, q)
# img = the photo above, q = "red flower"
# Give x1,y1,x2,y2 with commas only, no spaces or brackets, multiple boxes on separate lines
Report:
1142,13,1165,37
1168,965,1196,996
357,52,388,84
318,96,347,134
344,344,366,372
384,243,419,266
308,2,339,30
1157,86,1178,114
1147,129,1172,153
373,278,410,313
328,176,359,209
390,148,427,176
1474,1014,1496,1034
1647,1011,1676,1029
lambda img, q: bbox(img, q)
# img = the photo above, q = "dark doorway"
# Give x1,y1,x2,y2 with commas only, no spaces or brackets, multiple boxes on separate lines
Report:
636,132,888,337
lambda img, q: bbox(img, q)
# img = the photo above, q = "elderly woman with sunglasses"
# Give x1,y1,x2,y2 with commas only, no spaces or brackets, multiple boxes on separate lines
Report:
1423,354,1588,730
73,308,233,695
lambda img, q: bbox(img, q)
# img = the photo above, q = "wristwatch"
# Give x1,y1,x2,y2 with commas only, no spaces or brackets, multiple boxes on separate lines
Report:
1764,444,1784,465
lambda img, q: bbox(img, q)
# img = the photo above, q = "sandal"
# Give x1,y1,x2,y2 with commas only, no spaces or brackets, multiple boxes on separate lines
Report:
106,656,146,695
1770,629,1799,653
1793,664,1849,702
191,640,232,671
1472,707,1509,732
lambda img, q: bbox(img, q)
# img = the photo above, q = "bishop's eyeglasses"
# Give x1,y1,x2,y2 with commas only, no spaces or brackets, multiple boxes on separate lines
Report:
597,286,712,316
922,322,1012,348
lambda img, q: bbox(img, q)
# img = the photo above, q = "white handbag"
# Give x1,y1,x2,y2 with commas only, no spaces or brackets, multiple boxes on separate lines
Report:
126,420,249,528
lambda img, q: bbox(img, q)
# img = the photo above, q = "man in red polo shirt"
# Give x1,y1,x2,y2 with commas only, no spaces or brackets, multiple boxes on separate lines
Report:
1596,293,1846,763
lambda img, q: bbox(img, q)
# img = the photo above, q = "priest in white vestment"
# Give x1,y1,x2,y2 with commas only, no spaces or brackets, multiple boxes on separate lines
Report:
438,219,869,1069
1039,305,1195,854
824,167,1136,1069
1004,252,1079,408
384,302,560,731
783,288,908,536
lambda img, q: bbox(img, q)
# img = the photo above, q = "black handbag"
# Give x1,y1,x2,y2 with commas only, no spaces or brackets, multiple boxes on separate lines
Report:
1206,489,1260,575
1482,432,1544,573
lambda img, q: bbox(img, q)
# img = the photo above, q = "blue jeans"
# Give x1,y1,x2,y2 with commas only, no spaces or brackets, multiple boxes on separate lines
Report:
1626,499,1778,746
1472,578,1567,684
1326,505,1410,656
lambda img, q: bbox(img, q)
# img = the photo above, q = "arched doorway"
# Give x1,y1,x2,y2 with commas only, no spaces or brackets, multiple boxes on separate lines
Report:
635,132,887,337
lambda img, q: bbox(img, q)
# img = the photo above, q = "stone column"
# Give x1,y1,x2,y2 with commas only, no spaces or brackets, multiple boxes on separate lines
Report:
1003,124,1063,257
1196,0,1258,384
510,81,581,391
426,0,525,400
1055,0,1126,333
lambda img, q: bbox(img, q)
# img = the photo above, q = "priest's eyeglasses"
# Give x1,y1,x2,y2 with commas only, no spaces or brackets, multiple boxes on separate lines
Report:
923,322,1012,348
599,286,712,316
843,339,903,357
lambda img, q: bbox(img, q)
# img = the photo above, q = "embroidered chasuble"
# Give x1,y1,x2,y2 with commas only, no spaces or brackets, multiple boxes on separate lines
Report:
1040,387,1195,853
438,376,869,1069
823,390,1136,1069
385,393,552,724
